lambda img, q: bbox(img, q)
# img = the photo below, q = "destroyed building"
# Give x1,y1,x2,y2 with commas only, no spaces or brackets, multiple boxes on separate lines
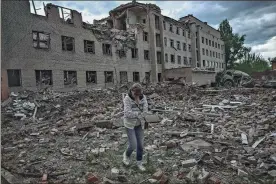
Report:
1,0,225,93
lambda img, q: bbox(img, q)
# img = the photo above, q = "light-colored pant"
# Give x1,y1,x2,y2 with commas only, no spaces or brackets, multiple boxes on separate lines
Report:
125,125,144,161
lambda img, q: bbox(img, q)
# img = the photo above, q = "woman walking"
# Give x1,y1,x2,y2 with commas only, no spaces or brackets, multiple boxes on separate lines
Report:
122,83,148,171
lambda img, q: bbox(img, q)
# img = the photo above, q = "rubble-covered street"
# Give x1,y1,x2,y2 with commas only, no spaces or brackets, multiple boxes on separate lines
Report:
1,84,276,184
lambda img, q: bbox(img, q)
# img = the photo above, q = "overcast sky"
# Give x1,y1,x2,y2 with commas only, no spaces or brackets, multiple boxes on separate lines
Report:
31,1,276,60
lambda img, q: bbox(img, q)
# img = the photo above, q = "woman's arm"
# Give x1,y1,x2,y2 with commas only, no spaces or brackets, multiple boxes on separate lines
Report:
143,95,148,113
124,96,139,118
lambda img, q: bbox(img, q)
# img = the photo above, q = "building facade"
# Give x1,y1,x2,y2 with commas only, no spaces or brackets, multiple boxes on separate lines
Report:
1,0,225,92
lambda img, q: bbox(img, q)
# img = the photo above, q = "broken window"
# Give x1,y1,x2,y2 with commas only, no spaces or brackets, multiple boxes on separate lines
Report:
203,60,206,67
169,24,173,32
144,50,149,60
222,63,224,69
163,21,166,30
189,57,192,65
202,37,204,44
120,71,128,84
165,53,168,62
142,19,146,24
62,36,74,51
213,51,215,57
209,40,211,46
207,60,210,67
210,50,212,57
188,44,191,52
35,70,53,86
206,49,209,56
145,72,150,83
157,51,161,64
212,41,214,47
197,62,200,67
143,32,148,42
216,52,218,58
171,54,175,63
102,43,112,56
170,39,174,48
177,41,181,50
33,31,50,49
196,32,198,38
118,50,126,58
84,40,95,54
158,73,161,82
104,71,113,83
58,7,73,24
218,53,220,59
206,38,208,44
183,30,186,37
215,42,217,48
131,48,138,58
202,48,205,55
164,37,167,46
188,31,191,38
176,27,179,35
155,15,160,30
183,57,187,65
196,38,198,48
7,69,21,87
86,71,97,84
64,71,77,86
196,50,199,61
218,44,220,49
133,72,140,82
183,43,186,51
177,55,181,64
156,34,161,47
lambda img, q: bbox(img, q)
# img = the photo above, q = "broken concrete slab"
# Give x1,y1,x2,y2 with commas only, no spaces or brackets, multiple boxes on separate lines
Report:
181,159,197,168
241,133,248,145
144,114,161,123
238,169,248,177
184,139,212,149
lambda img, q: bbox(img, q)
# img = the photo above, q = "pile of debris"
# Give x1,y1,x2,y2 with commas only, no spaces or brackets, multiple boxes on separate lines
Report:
1,84,276,184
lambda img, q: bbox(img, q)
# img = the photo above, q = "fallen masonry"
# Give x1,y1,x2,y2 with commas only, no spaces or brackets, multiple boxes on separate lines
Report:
1,84,276,184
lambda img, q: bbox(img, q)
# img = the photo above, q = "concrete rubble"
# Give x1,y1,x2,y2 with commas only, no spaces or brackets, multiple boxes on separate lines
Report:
1,85,276,184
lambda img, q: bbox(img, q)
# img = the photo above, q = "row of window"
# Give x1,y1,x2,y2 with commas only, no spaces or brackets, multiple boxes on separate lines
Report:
202,48,224,59
164,37,192,52
164,54,192,65
201,36,223,50
202,60,224,69
6,70,161,87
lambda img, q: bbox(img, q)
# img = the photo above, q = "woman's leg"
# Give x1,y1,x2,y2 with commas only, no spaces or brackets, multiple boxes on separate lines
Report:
134,125,144,161
125,128,137,157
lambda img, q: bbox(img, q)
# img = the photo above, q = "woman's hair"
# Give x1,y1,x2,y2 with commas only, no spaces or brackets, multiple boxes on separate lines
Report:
130,83,142,91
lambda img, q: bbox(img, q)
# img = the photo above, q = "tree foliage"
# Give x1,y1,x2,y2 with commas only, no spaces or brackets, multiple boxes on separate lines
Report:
234,52,271,75
219,19,248,69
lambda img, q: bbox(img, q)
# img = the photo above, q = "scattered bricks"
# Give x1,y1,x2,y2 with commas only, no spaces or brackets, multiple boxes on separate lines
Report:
152,170,164,180
207,176,221,184
181,159,197,168
165,140,177,149
268,170,276,177
103,177,115,184
159,175,169,184
86,173,100,184
117,175,128,183
237,169,248,177
148,179,158,183
213,156,223,164
198,169,210,184
40,174,48,184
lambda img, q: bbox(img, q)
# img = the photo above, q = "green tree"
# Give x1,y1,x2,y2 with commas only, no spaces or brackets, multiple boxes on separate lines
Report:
234,52,270,75
219,19,248,69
